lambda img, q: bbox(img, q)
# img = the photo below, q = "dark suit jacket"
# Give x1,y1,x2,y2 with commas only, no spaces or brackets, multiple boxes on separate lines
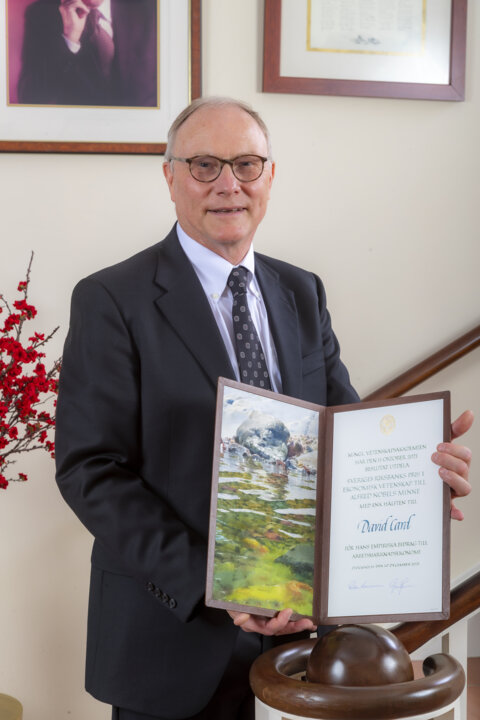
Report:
18,0,157,106
55,226,359,718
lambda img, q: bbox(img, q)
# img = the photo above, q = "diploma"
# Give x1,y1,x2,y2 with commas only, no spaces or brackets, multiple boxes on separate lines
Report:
206,379,450,624
323,396,450,622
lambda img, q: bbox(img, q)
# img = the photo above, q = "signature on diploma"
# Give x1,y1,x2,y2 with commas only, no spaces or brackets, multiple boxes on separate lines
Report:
348,580,384,591
389,577,414,595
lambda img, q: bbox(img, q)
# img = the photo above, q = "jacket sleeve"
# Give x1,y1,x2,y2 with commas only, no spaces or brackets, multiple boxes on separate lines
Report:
55,277,207,622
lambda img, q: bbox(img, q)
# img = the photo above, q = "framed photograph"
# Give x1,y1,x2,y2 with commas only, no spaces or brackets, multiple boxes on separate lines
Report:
263,0,467,100
0,0,201,154
206,378,450,624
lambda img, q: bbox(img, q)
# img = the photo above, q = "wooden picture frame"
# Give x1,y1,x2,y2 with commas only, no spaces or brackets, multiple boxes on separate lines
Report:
263,0,467,101
0,0,201,154
206,378,450,624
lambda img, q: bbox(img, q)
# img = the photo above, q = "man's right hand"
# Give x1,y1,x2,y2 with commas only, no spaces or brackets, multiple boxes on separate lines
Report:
59,0,90,45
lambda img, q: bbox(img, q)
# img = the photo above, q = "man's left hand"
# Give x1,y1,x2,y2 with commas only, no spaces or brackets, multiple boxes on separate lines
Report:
431,410,474,520
228,608,317,636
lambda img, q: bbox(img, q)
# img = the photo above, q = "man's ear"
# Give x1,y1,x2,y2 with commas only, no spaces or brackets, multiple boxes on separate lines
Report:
163,161,175,201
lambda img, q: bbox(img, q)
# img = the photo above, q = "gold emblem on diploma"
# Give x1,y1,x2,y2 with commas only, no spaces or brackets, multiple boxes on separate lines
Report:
380,414,396,435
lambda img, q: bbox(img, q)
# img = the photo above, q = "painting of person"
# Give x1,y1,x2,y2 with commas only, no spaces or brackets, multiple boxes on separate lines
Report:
7,0,158,107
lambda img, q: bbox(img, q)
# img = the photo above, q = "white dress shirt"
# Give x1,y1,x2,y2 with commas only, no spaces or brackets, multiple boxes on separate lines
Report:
176,223,282,392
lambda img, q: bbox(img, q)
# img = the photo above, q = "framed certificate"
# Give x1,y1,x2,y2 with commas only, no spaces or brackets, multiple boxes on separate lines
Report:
206,378,450,624
263,0,467,101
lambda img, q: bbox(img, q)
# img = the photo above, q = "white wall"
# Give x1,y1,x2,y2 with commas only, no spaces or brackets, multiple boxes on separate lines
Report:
0,2,478,718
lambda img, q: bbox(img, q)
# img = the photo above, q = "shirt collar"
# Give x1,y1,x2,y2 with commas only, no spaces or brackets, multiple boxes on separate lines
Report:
176,223,257,303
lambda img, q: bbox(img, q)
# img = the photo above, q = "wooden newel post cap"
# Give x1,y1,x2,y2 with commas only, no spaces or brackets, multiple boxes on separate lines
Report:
249,624,466,719
306,624,413,685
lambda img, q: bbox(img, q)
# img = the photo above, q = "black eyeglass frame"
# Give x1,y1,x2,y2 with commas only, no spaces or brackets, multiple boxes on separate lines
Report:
170,154,270,183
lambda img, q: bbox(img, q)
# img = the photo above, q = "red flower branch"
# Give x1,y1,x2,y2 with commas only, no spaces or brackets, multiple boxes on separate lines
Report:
0,253,60,490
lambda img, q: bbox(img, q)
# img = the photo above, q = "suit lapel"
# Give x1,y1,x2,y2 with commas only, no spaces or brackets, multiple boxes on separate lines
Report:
255,257,302,399
153,230,236,390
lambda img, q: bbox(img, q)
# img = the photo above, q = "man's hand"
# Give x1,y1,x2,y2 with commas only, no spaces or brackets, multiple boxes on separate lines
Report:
431,410,474,520
59,0,90,44
228,608,317,636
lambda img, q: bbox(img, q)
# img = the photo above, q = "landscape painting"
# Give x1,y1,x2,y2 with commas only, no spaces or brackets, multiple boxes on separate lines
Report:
208,382,320,617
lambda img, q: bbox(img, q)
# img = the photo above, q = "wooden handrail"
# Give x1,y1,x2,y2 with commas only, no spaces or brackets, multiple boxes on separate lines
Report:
250,640,465,719
392,570,480,654
363,324,480,400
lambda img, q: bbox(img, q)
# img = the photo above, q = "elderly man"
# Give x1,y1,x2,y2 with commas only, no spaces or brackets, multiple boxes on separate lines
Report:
55,97,473,720
18,0,157,106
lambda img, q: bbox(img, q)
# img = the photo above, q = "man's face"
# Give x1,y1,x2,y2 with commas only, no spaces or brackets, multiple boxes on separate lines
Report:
163,105,275,265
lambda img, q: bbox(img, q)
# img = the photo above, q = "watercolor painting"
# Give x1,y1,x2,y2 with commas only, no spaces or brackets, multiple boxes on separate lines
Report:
211,385,320,617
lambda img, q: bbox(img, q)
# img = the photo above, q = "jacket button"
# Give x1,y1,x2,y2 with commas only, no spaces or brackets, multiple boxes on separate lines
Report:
169,598,177,609
154,588,162,599
146,582,155,592
161,593,169,603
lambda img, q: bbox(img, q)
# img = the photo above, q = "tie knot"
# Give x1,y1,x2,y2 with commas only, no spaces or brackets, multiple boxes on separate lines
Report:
227,266,249,298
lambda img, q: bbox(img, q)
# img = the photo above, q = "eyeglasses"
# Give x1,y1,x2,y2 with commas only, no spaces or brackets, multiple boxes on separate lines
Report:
170,154,269,183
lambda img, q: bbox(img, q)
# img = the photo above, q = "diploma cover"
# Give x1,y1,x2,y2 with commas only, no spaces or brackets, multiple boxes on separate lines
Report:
205,378,450,623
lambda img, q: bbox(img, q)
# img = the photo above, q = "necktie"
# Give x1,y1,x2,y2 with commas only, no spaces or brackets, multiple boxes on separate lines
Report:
227,266,272,390
86,8,115,78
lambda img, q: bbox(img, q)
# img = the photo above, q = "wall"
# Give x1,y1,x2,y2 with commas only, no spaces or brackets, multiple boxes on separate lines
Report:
0,1,478,718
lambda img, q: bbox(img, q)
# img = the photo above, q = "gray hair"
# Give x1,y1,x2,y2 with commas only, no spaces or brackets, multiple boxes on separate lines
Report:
164,96,273,162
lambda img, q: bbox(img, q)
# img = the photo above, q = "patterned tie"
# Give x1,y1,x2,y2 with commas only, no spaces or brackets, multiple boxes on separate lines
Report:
227,266,272,390
86,8,115,78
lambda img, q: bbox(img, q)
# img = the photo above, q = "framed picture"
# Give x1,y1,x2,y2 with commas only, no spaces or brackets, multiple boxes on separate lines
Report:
0,0,201,154
263,0,467,101
206,378,450,624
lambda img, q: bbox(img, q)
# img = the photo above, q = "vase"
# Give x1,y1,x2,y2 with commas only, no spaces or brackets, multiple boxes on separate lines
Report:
0,693,22,720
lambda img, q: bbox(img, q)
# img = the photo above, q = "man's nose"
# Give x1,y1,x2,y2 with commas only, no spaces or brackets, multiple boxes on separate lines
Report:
215,162,240,191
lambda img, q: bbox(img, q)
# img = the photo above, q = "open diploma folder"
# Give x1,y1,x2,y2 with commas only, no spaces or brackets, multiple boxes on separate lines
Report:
206,378,451,624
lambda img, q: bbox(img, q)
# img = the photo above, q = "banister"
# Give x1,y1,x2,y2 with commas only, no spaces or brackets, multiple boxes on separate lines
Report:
392,570,480,654
363,324,480,400
250,642,465,719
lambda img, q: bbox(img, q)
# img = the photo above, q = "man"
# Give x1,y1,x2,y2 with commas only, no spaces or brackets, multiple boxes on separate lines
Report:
55,97,473,720
17,0,157,106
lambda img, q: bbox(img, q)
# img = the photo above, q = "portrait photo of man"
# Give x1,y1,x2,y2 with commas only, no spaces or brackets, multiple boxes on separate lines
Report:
8,0,158,107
